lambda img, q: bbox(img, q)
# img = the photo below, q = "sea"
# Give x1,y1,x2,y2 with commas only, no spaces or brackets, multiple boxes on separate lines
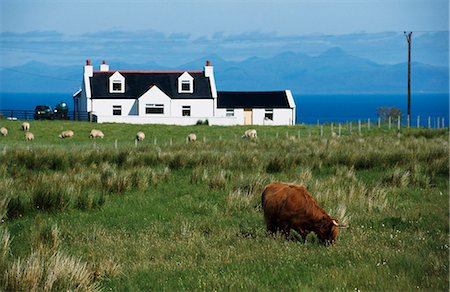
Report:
0,92,448,126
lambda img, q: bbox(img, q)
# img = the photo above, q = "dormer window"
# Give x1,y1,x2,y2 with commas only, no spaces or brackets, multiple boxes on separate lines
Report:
109,71,125,93
181,80,191,92
178,72,194,94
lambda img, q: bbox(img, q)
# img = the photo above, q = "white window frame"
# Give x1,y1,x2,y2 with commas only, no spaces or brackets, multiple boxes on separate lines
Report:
226,109,234,117
145,104,164,115
112,105,122,116
264,109,274,121
109,71,125,93
178,72,194,94
182,105,191,116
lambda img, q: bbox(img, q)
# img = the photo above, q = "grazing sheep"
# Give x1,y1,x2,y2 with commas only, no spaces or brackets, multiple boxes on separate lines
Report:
25,131,34,141
22,122,30,131
89,129,104,139
59,130,74,139
136,131,145,141
242,129,257,139
0,127,8,136
187,133,197,143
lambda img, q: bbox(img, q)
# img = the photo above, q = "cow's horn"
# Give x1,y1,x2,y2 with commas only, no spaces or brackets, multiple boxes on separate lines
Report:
332,219,339,226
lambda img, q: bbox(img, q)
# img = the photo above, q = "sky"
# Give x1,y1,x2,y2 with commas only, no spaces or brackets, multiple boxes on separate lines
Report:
1,0,448,37
0,0,448,68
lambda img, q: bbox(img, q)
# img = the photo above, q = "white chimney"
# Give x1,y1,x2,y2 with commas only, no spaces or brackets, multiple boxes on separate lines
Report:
84,59,93,77
100,60,109,72
204,60,217,98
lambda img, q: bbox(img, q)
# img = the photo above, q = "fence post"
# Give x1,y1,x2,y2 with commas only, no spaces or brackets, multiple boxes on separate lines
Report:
320,125,323,137
417,116,420,128
358,120,361,135
437,117,440,129
388,116,391,130
154,137,157,145
442,117,445,128
428,116,431,129
115,139,118,149
378,117,381,128
134,139,137,148
397,116,401,131
368,118,371,131
407,115,410,129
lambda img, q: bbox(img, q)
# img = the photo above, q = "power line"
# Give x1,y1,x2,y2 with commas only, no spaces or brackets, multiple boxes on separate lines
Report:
0,67,79,82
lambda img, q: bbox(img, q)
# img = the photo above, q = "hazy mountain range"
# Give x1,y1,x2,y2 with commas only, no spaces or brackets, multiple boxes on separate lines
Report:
0,47,447,94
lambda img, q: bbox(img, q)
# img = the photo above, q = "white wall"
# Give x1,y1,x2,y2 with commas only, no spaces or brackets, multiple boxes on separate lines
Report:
92,99,137,117
171,99,214,117
251,108,294,126
96,115,239,125
215,108,244,125
138,86,172,116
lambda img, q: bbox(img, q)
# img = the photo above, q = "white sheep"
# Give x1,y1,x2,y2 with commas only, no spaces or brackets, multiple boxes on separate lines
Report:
242,129,257,139
0,127,8,136
187,133,197,143
25,131,34,141
89,129,104,139
59,130,74,139
136,131,145,141
22,122,30,131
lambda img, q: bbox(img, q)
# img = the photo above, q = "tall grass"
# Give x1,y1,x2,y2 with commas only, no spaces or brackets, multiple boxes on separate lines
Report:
0,122,448,290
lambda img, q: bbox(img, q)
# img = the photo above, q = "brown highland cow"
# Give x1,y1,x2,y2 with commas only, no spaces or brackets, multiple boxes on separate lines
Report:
262,182,341,245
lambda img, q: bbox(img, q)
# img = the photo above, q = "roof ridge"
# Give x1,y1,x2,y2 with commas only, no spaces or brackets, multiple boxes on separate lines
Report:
93,70,203,74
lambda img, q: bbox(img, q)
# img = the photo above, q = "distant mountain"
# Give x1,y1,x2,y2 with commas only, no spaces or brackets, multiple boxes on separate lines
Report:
0,48,448,94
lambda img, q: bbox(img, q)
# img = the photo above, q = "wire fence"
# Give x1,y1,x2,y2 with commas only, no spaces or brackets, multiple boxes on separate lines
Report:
0,109,447,131
300,115,447,130
0,109,90,121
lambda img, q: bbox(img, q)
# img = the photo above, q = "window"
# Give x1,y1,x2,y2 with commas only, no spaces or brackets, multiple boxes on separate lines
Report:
181,81,191,92
113,105,122,116
226,109,234,117
112,81,122,92
146,104,164,114
264,109,273,121
182,106,191,116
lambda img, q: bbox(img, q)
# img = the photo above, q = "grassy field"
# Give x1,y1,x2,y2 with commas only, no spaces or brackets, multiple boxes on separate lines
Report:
0,120,448,290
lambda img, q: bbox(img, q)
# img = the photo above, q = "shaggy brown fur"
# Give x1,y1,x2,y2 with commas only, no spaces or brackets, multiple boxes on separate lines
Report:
262,182,339,245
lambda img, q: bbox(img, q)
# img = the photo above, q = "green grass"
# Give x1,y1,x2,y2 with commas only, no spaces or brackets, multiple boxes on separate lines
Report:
0,120,448,290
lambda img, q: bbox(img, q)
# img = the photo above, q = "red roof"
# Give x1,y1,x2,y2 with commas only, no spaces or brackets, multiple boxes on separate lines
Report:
93,70,203,74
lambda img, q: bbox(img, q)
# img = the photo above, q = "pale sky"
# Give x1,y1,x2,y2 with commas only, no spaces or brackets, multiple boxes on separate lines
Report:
1,0,448,36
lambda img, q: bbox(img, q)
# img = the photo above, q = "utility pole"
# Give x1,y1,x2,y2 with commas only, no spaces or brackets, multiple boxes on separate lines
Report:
404,31,412,127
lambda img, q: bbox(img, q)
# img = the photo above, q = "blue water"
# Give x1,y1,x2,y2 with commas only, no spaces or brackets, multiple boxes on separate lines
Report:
0,92,448,125
0,92,72,111
296,94,449,125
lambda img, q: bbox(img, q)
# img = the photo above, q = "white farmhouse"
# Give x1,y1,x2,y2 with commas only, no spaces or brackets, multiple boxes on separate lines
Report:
73,60,296,125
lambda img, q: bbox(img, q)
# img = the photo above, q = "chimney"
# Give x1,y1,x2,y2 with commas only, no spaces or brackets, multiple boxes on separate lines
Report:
204,59,217,98
100,60,109,72
84,59,93,77
204,59,213,78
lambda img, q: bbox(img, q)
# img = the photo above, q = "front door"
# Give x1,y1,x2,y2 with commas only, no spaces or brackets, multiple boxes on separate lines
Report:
244,109,252,125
